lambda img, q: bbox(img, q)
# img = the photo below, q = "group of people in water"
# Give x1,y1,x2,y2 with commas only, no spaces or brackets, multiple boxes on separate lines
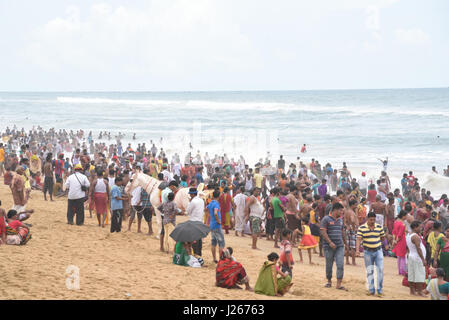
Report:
1,125,449,299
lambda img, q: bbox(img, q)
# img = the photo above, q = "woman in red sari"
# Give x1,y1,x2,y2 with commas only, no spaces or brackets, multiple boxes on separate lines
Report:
216,248,252,291
392,210,408,276
219,187,234,234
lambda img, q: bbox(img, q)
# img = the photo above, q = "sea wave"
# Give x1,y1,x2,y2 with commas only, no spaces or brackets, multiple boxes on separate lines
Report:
56,97,182,105
54,96,449,117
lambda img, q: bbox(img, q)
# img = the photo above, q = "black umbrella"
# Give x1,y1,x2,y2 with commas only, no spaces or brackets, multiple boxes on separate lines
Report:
169,220,211,243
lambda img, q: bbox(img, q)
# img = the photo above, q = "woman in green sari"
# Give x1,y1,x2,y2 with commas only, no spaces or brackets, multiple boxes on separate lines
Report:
433,227,449,281
255,252,293,296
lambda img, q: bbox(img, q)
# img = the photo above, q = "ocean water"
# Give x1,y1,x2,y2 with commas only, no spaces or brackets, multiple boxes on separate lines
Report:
1,89,449,190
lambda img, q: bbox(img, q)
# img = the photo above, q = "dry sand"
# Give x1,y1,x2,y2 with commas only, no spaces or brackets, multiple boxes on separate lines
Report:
0,184,426,300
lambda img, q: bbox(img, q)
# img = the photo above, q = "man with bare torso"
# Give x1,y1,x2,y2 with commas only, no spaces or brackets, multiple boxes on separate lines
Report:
344,199,359,265
370,195,387,228
299,196,313,219
286,187,299,215
43,154,54,201
337,190,348,209
285,186,300,244
244,187,264,250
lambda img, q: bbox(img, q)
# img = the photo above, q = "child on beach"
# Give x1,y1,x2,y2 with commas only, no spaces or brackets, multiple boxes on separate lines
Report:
32,172,43,190
309,203,321,255
110,177,128,233
298,216,318,264
279,229,294,277
158,192,180,253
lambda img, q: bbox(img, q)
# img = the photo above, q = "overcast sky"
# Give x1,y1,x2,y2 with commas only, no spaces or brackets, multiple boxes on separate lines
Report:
1,0,448,91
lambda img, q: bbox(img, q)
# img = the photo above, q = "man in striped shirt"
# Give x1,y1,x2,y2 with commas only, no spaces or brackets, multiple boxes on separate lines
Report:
320,202,347,290
356,211,389,297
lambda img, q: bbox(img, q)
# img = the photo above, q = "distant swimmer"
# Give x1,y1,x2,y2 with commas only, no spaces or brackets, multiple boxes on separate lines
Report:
432,166,438,174
377,157,388,172
301,144,307,153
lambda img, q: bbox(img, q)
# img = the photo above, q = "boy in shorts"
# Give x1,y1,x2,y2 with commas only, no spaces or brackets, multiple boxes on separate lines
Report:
207,189,225,263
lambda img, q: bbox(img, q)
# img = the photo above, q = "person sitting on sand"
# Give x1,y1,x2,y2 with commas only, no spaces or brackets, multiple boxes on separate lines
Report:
173,242,202,268
423,268,449,300
53,177,65,197
216,247,252,291
254,252,293,297
5,209,31,245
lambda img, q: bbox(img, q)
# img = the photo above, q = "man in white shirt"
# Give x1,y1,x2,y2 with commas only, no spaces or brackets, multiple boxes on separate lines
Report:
162,180,179,204
358,172,368,197
65,164,90,226
161,164,173,182
172,162,182,179
307,170,317,181
128,186,142,232
233,186,248,237
186,188,205,256
187,188,205,222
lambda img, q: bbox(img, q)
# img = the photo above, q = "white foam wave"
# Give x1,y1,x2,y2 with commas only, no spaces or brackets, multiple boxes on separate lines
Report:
56,97,182,105
185,100,298,111
54,96,449,117
420,173,449,197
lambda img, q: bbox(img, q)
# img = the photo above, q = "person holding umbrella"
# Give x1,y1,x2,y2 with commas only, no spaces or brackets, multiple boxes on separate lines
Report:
169,210,211,267
186,187,205,256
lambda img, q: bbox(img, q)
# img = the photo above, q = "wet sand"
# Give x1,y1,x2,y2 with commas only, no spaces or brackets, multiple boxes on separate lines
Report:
0,184,425,300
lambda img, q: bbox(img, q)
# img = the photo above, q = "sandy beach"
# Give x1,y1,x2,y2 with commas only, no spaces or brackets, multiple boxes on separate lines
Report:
0,183,426,301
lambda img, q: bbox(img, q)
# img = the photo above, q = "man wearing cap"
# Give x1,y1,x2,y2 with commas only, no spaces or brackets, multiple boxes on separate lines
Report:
65,164,90,225
358,172,368,197
187,187,205,256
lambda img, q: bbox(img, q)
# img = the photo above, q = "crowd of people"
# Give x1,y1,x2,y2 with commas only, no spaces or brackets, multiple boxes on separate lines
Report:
1,125,449,299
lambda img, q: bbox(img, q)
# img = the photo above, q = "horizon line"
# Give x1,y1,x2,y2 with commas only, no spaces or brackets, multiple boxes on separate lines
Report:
0,86,447,93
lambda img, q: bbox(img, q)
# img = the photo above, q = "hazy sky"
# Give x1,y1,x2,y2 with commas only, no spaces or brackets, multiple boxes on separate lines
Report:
1,0,448,91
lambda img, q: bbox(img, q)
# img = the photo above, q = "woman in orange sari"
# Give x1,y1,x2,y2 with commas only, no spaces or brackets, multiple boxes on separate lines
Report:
219,188,234,234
